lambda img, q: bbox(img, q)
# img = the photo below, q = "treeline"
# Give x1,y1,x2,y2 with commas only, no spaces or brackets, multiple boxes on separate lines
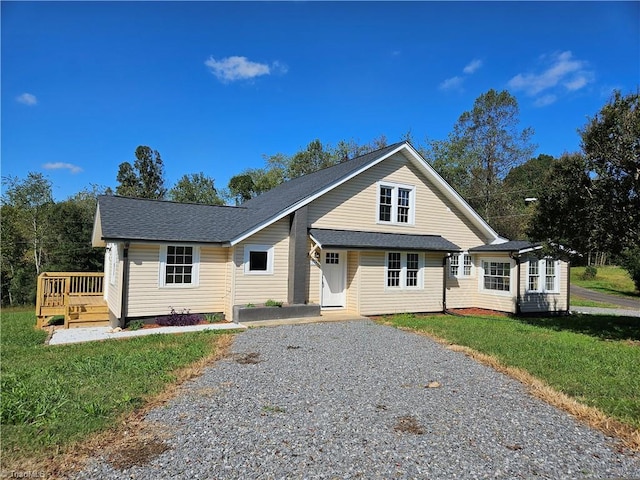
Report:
2,89,638,306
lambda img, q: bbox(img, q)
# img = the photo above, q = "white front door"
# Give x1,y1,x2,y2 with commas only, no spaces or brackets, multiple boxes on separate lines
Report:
321,251,346,308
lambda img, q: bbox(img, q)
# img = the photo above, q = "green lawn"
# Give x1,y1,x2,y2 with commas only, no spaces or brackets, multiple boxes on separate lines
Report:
570,296,619,308
571,265,638,298
0,308,237,470
384,313,640,430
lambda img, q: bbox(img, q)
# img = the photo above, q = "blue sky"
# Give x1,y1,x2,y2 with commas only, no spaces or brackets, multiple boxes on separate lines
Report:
2,1,638,201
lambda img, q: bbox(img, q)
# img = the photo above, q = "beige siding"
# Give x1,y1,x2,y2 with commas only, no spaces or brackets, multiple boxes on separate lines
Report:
309,258,321,305
358,252,444,316
105,242,122,319
346,251,360,313
472,254,517,313
233,218,290,306
126,244,228,318
520,259,569,313
307,152,490,250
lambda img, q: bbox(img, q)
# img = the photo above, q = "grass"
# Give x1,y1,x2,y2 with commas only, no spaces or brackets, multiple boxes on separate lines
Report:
571,265,638,298
384,313,640,438
570,296,619,308
0,309,237,472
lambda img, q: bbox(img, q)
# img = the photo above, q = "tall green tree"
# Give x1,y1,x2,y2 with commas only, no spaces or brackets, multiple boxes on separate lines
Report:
169,173,224,205
116,146,166,199
227,174,256,204
426,90,536,236
287,139,334,179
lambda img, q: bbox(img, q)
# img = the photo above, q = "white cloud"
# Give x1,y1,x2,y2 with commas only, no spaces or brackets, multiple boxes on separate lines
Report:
16,93,37,106
463,59,483,74
507,51,593,101
439,76,464,91
205,56,283,82
43,162,83,174
534,94,557,107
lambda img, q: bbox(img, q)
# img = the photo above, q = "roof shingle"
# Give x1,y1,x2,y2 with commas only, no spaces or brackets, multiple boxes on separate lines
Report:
309,228,461,252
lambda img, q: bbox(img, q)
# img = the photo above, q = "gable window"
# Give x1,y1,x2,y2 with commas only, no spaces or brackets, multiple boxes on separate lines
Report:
244,244,274,274
386,252,423,289
450,253,472,278
160,245,200,287
481,260,511,292
527,258,559,293
377,182,415,225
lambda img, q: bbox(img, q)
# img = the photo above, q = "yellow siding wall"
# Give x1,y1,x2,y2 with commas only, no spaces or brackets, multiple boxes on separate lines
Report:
307,152,490,250
233,218,290,306
472,254,517,313
126,244,228,318
520,259,569,313
309,256,321,305
105,242,122,319
358,252,444,316
346,251,360,313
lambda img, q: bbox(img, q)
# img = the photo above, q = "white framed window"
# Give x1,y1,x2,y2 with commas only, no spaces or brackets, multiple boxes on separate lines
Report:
450,253,473,278
480,259,512,293
243,244,274,275
526,258,560,293
377,182,416,225
385,252,423,289
159,245,200,287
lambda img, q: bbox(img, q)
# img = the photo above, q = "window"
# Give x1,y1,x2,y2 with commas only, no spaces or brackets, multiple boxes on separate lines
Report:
377,182,415,225
482,260,511,292
526,258,559,293
326,252,340,264
386,252,423,289
450,253,472,278
160,245,200,287
243,245,274,274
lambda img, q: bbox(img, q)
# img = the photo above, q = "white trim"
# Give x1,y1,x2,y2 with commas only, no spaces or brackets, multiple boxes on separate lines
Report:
384,251,424,290
449,252,473,278
478,257,514,296
230,143,501,246
376,181,416,226
243,244,274,275
526,258,560,294
158,245,200,288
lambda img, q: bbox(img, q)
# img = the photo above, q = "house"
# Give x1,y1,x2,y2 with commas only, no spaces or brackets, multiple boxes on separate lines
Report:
91,142,568,327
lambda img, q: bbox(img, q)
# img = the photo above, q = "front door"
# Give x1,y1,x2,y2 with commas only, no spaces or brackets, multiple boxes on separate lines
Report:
321,251,346,308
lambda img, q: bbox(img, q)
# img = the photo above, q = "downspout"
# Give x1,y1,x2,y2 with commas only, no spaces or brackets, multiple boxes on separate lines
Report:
510,252,521,315
442,253,451,313
120,242,131,328
566,260,571,315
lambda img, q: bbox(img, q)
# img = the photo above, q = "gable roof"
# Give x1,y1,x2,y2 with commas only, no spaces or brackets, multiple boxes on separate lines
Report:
93,142,503,247
93,195,248,245
309,228,461,252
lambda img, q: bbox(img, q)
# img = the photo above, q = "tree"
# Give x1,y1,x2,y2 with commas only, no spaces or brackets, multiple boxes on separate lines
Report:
287,139,335,179
169,173,224,205
580,90,640,256
228,174,256,204
116,146,166,199
527,153,595,257
444,89,536,232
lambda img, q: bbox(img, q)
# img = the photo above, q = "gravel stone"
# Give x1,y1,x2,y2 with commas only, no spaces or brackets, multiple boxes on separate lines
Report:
75,320,640,479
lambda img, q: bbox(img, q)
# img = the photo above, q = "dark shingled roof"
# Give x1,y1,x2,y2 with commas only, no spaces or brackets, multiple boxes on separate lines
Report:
97,195,248,244
309,228,461,252
469,240,540,253
96,143,407,244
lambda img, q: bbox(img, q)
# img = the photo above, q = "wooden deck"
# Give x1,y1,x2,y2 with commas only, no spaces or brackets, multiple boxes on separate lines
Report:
36,272,110,329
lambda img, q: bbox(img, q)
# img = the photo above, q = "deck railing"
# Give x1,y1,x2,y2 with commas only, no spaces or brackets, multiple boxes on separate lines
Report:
36,272,105,326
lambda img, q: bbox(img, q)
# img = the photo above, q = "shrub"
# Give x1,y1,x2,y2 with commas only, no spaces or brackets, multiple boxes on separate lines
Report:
581,265,598,280
127,320,144,331
156,307,203,327
204,313,224,323
620,248,640,293
265,299,283,307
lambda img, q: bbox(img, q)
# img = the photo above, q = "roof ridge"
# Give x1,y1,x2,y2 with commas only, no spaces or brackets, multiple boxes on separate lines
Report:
100,195,246,210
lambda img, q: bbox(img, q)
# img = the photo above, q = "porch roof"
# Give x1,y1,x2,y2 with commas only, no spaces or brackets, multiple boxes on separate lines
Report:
469,240,541,254
308,228,461,252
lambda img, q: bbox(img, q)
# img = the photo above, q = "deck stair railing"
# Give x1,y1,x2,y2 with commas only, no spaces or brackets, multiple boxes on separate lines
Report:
36,272,106,328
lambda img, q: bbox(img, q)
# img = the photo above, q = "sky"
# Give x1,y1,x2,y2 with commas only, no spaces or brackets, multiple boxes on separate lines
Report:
2,1,639,201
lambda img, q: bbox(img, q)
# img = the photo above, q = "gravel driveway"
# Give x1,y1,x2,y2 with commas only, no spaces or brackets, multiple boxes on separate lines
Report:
77,320,639,479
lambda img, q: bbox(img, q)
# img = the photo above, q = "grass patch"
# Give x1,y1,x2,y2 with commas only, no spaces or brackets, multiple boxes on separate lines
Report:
383,313,640,437
1,310,236,473
572,265,638,298
570,295,619,309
